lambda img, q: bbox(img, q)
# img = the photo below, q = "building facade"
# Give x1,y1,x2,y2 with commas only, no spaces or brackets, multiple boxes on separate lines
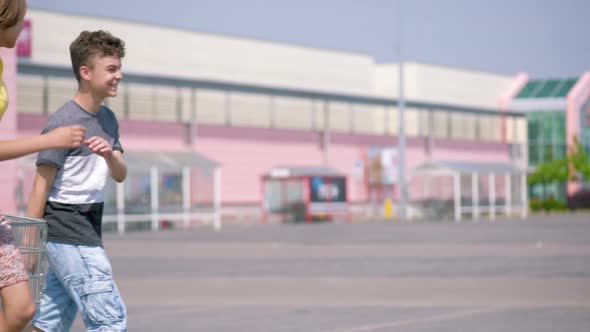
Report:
505,74,590,200
0,9,533,223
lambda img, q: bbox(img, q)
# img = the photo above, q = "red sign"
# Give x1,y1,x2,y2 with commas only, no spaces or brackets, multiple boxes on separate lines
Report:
16,19,31,57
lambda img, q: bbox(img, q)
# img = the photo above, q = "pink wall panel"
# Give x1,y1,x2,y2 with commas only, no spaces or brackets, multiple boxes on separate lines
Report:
197,137,323,203
566,72,590,195
323,144,364,202
14,113,514,206
0,48,19,213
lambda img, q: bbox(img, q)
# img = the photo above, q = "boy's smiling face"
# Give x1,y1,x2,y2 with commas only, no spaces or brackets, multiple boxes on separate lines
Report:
83,55,123,98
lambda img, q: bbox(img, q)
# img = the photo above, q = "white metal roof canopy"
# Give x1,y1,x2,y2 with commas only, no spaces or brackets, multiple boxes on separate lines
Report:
411,160,528,221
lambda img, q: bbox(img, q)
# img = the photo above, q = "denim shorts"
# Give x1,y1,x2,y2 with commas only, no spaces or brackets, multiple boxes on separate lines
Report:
33,242,127,332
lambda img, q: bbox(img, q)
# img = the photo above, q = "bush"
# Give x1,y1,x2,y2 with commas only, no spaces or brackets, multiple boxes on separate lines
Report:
530,197,567,212
530,198,543,212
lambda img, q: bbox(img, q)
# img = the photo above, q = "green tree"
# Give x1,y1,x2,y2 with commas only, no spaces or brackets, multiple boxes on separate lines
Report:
528,158,568,199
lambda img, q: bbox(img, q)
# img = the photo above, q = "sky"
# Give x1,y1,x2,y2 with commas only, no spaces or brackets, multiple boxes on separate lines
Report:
27,0,589,78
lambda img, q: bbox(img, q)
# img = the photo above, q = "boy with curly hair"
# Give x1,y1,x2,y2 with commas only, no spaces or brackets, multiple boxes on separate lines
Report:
27,30,128,332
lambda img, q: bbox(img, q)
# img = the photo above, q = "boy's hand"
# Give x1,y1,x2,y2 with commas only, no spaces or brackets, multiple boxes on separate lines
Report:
45,125,86,149
84,136,113,159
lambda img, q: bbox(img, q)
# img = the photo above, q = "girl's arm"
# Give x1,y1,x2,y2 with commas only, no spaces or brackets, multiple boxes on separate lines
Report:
0,125,85,161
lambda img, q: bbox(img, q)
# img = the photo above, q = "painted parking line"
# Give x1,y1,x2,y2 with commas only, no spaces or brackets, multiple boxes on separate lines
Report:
327,307,497,332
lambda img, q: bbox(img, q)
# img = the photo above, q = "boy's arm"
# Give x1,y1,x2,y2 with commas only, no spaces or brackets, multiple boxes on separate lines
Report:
105,150,127,183
0,125,85,162
26,165,58,219
85,136,127,183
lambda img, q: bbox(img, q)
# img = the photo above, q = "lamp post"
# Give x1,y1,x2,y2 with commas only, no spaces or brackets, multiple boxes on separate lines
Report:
397,0,407,221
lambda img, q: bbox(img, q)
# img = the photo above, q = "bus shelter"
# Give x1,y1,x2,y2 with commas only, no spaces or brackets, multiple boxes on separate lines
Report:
410,160,528,221
17,151,221,233
261,166,349,223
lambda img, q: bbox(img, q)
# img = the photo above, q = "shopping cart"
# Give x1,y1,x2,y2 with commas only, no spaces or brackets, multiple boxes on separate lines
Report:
2,214,47,304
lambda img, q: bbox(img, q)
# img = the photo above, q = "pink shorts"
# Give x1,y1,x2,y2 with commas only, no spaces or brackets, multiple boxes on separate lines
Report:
0,225,28,289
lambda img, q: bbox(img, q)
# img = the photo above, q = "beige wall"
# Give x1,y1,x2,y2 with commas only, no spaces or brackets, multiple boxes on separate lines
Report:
25,10,376,95
375,62,514,109
20,10,527,145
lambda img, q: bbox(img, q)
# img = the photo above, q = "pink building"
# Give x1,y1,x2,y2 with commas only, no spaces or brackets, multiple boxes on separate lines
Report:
2,60,528,226
0,10,532,227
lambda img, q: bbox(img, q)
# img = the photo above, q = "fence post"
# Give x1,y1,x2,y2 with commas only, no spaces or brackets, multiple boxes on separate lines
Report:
472,172,479,220
489,173,495,220
116,181,125,234
182,167,191,228
213,168,222,232
151,166,159,231
454,172,461,222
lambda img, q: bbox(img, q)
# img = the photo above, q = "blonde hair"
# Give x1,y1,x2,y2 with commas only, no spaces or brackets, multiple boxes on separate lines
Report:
0,0,25,29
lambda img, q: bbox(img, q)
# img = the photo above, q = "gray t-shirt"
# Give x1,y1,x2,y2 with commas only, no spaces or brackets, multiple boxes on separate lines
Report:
37,100,123,247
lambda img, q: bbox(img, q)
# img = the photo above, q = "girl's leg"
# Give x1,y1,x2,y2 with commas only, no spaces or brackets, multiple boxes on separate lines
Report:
0,280,35,332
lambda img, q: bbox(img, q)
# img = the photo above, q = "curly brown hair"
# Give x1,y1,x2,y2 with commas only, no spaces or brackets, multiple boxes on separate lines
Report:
69,30,126,83
0,0,26,29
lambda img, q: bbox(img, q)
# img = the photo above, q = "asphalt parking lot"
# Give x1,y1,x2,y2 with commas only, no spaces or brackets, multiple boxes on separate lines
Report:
69,214,590,331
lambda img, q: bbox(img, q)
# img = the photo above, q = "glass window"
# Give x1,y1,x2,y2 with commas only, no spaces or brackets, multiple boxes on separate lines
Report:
404,108,420,137
275,96,314,130
103,178,117,215
128,83,156,121
230,92,272,128
124,173,152,214
543,144,554,162
529,144,540,166
151,86,177,122
527,114,539,141
196,89,227,125
479,115,501,142
555,112,566,143
431,111,448,138
328,101,351,132
541,114,553,142
355,105,386,135
159,172,183,213
48,77,78,113
190,168,214,209
17,75,45,114
264,180,283,213
386,106,399,136
417,110,430,137
450,113,476,140
554,144,567,160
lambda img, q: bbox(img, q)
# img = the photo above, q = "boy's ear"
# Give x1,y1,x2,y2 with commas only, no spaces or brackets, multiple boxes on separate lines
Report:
79,65,91,81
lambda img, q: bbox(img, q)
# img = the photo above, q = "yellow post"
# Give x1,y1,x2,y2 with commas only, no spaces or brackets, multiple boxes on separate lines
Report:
383,198,393,219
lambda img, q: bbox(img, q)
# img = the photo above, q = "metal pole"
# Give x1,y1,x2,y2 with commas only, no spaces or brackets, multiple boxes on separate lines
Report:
521,172,528,219
505,173,512,217
150,166,159,231
213,167,222,231
322,101,330,166
182,167,191,228
397,0,407,221
472,172,479,220
116,181,125,234
489,173,495,220
454,172,461,222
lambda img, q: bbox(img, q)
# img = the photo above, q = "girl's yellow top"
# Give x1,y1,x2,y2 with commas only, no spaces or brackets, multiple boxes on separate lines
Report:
0,58,8,121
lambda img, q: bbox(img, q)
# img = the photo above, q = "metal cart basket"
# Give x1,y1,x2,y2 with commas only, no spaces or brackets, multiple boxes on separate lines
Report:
2,215,47,304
